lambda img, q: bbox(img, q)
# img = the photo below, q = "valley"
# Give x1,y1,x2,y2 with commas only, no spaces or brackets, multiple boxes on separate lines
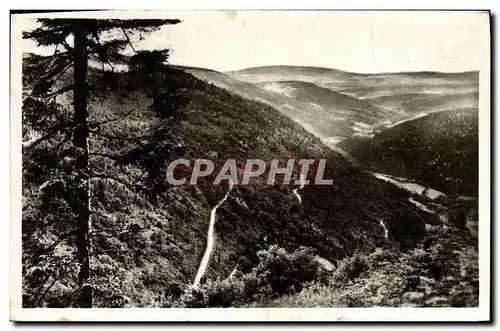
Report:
181,64,480,308
185,65,478,165
183,64,478,197
22,56,480,309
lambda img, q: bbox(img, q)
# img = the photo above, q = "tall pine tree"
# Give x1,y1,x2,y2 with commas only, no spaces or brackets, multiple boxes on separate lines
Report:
23,18,183,308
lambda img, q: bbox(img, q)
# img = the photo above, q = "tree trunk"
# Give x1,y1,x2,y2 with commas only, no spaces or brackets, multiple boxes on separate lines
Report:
72,23,92,308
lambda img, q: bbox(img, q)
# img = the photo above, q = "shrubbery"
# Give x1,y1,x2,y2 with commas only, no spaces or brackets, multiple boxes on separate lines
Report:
256,214,479,308
332,249,369,282
164,245,325,307
253,245,323,295
388,206,426,248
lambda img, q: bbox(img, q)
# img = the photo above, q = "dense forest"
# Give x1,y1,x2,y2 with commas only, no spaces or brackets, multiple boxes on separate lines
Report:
21,19,479,308
339,108,479,197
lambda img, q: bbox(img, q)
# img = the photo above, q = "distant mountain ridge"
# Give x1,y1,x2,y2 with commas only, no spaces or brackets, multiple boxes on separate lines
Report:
228,65,478,78
227,65,478,95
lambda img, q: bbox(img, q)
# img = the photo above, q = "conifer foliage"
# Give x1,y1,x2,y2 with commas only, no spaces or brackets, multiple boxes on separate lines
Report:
22,18,182,308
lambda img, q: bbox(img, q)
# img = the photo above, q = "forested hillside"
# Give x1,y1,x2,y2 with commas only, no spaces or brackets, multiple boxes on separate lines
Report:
340,108,479,196
22,52,442,307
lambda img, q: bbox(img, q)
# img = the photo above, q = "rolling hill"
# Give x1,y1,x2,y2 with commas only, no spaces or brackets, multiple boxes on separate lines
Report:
256,80,389,141
339,107,479,196
367,91,479,126
228,65,479,95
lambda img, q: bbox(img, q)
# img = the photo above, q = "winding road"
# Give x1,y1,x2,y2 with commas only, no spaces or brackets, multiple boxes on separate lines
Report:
379,219,389,239
193,180,234,287
292,174,306,203
291,173,336,271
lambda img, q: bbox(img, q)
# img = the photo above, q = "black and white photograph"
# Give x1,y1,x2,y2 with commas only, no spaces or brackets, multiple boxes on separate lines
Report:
9,10,490,321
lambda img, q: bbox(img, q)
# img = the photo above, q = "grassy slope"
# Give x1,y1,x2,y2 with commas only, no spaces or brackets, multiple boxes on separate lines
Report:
22,63,440,307
183,67,353,156
256,80,389,138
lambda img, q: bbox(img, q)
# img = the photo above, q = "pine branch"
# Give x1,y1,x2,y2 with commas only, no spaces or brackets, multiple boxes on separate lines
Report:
23,122,73,151
89,152,122,161
42,230,78,253
90,249,141,256
62,40,72,51
107,59,116,72
89,129,153,141
121,28,137,53
51,130,73,152
35,277,60,306
43,85,73,100
22,22,72,48
91,172,144,190
41,57,72,82
24,52,68,66
51,62,73,84
88,108,136,128
116,19,181,30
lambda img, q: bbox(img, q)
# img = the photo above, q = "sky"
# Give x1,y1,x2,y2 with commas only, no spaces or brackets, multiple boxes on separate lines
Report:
19,11,489,73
